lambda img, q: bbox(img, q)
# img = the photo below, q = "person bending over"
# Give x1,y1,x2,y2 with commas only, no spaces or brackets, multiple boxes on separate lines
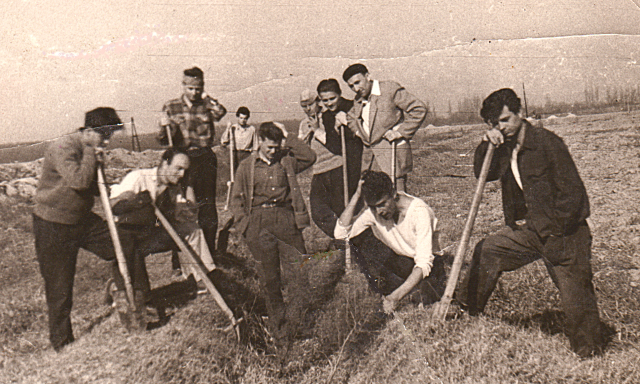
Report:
335,170,445,313
33,107,142,350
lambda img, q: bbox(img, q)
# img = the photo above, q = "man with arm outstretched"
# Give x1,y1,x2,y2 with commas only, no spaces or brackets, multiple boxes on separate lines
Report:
335,170,446,313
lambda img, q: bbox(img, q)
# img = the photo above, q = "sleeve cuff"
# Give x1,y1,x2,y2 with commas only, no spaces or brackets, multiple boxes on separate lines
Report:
333,218,352,239
414,256,434,279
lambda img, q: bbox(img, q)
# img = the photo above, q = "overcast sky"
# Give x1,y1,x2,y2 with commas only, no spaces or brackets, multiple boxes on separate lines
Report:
1,0,639,144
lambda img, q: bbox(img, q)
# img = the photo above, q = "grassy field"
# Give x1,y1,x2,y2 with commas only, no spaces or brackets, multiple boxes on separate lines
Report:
0,112,639,383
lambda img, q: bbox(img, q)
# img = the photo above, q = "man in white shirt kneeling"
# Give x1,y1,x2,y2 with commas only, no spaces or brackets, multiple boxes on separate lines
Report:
335,170,446,314
110,148,216,299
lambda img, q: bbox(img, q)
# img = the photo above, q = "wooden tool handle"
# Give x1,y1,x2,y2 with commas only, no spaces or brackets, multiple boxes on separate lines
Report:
165,125,174,148
154,206,241,340
391,140,397,188
339,125,352,271
97,165,136,309
432,143,495,322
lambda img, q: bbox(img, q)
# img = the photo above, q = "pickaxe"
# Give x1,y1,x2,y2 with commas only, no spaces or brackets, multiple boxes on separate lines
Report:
154,206,242,341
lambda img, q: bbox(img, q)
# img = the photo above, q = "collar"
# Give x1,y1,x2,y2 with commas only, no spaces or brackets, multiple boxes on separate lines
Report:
182,95,193,109
233,123,251,130
371,80,381,97
364,80,381,102
520,120,537,151
257,151,273,165
182,95,206,109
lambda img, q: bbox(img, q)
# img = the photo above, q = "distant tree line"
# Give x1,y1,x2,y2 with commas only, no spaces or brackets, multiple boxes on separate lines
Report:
426,84,640,127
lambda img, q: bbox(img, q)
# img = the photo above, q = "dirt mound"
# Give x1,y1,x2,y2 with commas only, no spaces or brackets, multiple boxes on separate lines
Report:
0,158,43,182
0,149,164,200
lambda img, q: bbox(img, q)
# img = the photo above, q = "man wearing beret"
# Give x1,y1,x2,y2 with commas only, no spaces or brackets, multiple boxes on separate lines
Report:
158,66,227,268
457,88,605,358
33,107,143,351
342,63,427,193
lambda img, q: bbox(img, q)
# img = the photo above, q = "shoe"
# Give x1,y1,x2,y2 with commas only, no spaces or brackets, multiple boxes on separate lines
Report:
196,280,208,295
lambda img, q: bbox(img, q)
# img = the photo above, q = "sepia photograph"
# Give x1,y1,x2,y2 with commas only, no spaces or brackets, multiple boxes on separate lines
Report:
1,0,639,382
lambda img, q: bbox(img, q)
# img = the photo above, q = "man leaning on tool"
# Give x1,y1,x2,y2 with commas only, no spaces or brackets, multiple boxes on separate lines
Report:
304,80,363,238
32,107,143,351
220,106,257,172
158,66,227,257
457,88,605,358
230,122,315,347
342,63,427,192
109,147,217,305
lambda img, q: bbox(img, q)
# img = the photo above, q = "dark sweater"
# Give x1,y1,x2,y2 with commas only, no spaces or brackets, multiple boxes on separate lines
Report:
34,132,99,225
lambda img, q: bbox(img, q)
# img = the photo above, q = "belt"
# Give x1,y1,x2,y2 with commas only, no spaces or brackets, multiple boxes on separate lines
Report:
186,146,211,153
254,201,289,208
235,149,252,153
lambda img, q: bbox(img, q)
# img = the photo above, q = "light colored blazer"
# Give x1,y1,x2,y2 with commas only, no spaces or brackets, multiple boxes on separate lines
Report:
347,80,427,177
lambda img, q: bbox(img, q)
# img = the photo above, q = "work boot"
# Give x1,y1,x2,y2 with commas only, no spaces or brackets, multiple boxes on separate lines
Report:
112,290,134,332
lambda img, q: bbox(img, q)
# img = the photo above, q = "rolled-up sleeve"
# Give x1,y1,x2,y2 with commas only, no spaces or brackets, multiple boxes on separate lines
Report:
110,171,143,199
412,206,437,279
334,209,373,240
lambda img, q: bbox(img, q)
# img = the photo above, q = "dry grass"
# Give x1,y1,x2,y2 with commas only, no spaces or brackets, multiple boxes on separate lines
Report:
1,112,639,383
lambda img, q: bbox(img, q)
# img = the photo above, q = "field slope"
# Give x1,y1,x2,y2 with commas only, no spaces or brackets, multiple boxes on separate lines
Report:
0,112,639,383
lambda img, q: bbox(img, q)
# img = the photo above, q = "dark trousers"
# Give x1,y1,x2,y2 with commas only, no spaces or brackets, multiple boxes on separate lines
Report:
186,147,218,253
33,213,138,351
459,222,603,357
351,229,446,304
310,167,347,237
119,225,179,296
310,163,362,238
244,206,307,342
233,150,252,173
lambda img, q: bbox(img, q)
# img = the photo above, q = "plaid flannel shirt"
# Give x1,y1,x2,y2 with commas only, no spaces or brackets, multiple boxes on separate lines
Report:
159,95,226,148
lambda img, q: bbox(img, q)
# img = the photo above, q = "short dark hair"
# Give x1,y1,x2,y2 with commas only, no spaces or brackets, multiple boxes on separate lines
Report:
161,147,189,165
317,78,342,95
258,122,284,142
183,66,204,79
480,88,521,125
361,170,394,204
342,63,368,82
236,106,250,117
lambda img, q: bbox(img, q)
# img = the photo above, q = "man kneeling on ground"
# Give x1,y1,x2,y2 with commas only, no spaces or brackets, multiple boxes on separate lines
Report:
335,170,446,313
108,148,217,326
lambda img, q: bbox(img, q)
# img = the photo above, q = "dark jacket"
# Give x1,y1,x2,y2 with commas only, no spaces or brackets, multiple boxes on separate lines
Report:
320,97,361,156
230,136,316,235
474,121,589,238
